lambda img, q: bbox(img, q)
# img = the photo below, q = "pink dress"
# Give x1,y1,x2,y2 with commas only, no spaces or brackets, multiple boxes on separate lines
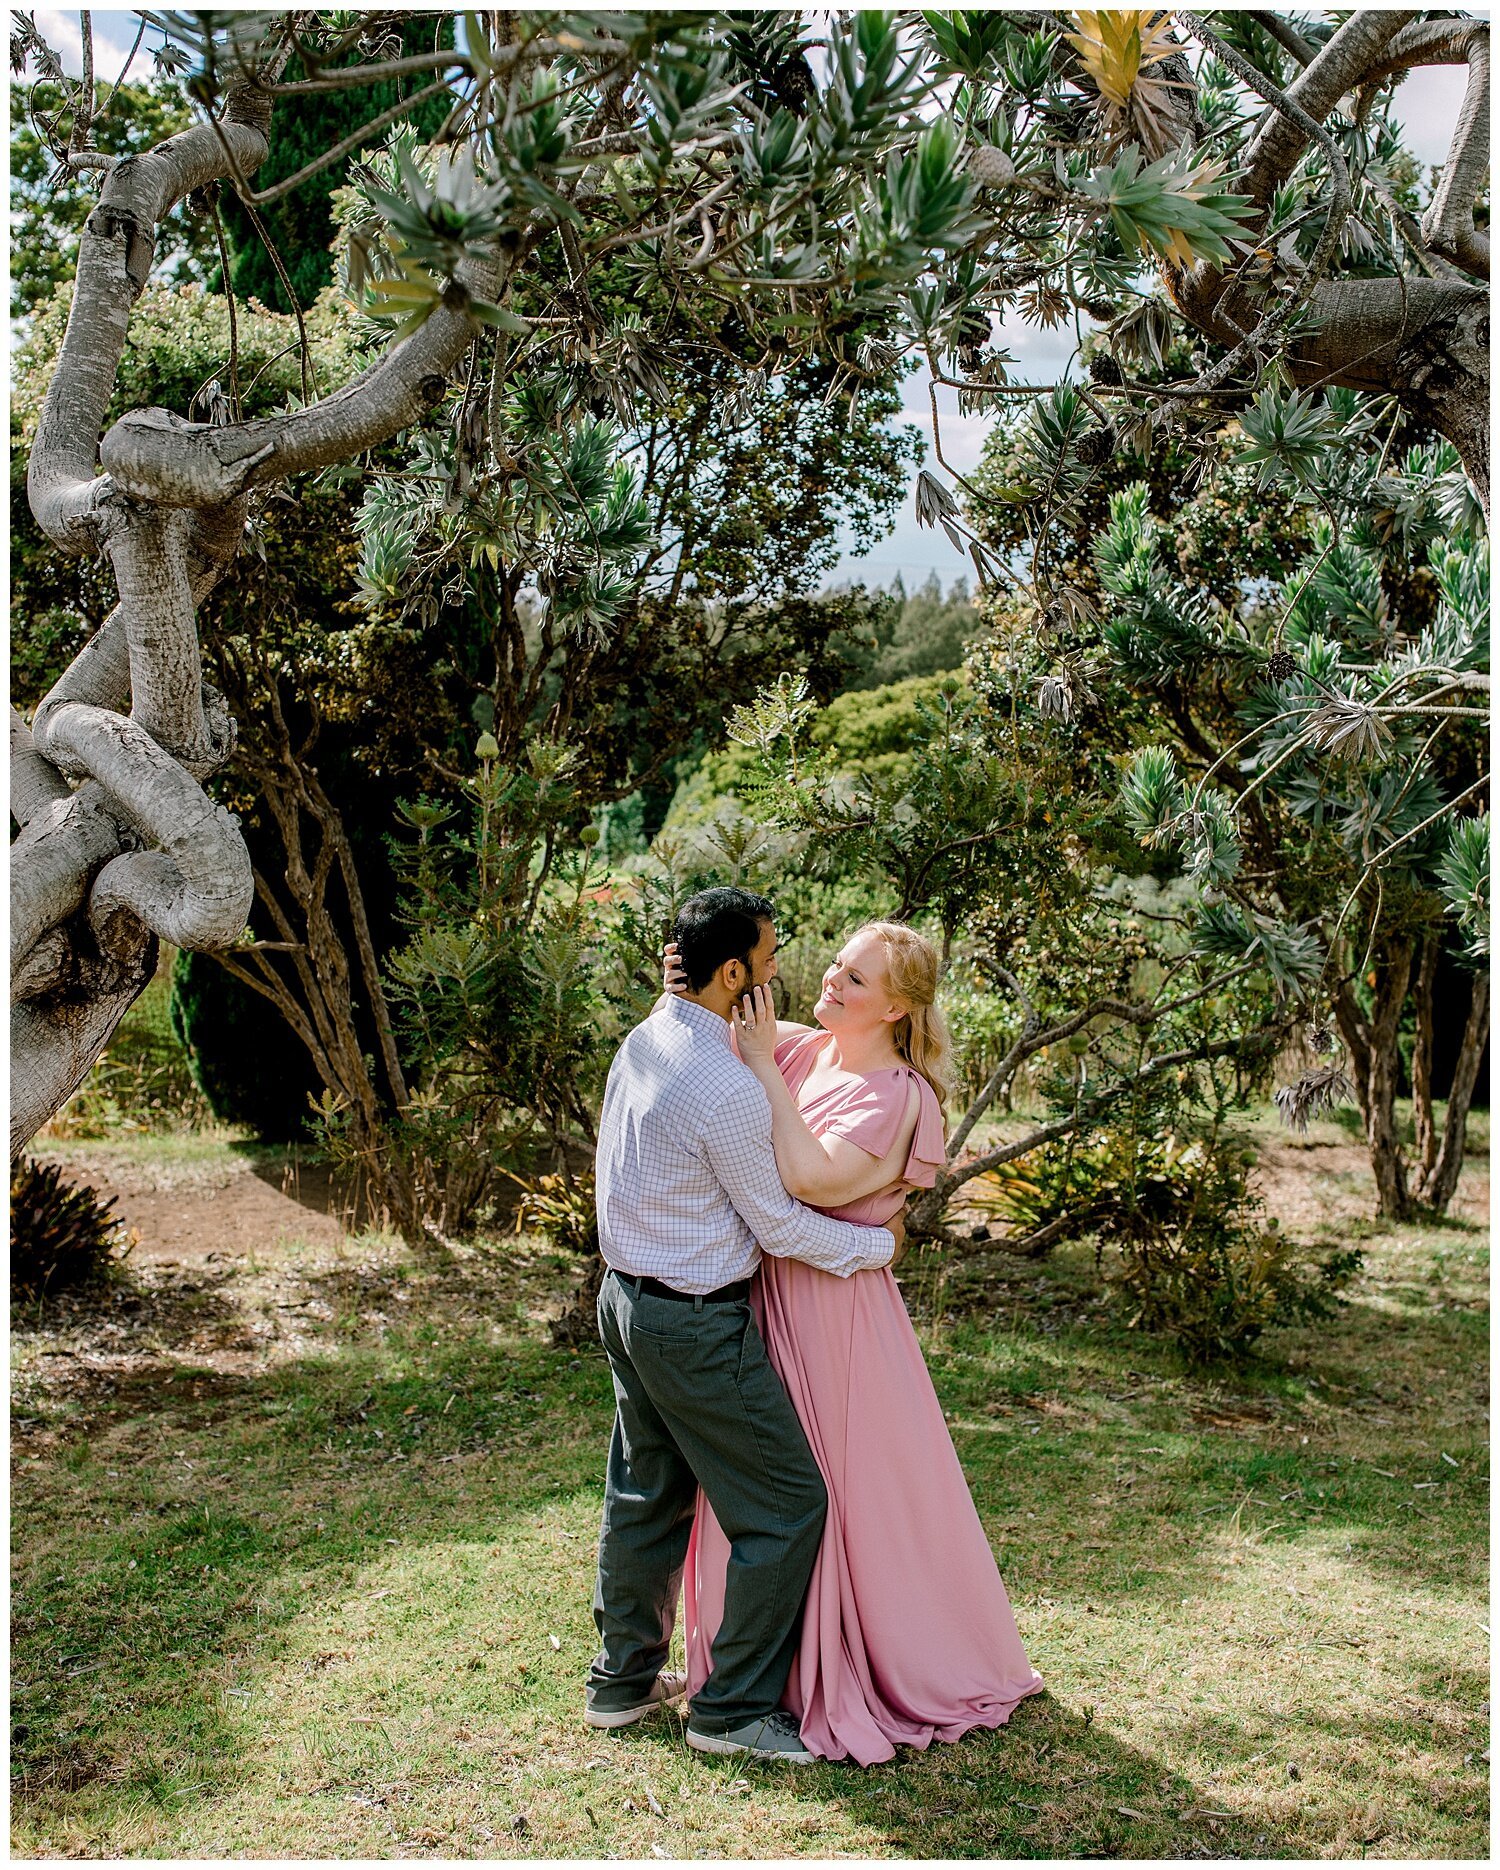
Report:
682,1029,1044,1765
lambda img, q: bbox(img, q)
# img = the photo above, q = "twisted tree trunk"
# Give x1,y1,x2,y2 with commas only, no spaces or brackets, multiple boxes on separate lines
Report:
1171,11,1490,507
10,52,495,1160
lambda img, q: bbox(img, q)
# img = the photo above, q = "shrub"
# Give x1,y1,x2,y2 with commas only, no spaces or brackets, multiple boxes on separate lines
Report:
515,1169,598,1257
664,670,969,830
10,1158,134,1297
170,949,322,1142
1110,1208,1361,1365
972,1127,1361,1363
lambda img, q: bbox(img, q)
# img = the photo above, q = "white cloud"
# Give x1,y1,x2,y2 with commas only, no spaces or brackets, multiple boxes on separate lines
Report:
1391,64,1470,170
30,7,144,80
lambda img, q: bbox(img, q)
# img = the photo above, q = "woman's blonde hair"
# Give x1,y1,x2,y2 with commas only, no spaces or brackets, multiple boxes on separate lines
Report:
855,921,955,1116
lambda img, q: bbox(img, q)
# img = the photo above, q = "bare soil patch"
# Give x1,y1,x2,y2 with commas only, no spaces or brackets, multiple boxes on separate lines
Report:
1251,1129,1489,1235
42,1142,350,1266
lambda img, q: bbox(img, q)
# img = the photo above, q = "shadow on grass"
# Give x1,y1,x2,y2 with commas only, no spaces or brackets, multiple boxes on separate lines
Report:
11,1216,1488,1857
604,1691,1284,1859
12,1326,609,1805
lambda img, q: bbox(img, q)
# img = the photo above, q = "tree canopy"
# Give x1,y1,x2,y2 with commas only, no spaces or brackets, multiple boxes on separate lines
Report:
10,10,1488,1234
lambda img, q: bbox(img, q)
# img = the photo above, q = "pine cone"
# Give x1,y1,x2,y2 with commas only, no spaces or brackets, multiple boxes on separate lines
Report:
1267,647,1299,684
967,144,1016,188
957,309,991,348
1075,427,1115,466
1308,1024,1336,1055
1087,351,1124,387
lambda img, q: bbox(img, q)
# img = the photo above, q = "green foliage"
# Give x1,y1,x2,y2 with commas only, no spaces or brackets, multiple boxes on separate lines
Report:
1097,444,1487,972
12,229,918,1177
1076,145,1255,268
1111,1201,1362,1366
712,671,1020,947
371,742,615,1215
975,378,1487,1044
1237,386,1340,493
691,659,1278,1248
667,669,968,825
10,1158,132,1297
972,1124,1362,1364
1436,813,1490,961
934,959,1018,1106
170,950,323,1143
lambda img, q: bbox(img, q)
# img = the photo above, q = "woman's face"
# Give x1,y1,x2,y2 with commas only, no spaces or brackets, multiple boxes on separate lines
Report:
814,930,904,1036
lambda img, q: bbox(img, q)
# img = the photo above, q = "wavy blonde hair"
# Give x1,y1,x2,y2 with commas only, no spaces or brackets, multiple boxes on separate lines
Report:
856,921,955,1116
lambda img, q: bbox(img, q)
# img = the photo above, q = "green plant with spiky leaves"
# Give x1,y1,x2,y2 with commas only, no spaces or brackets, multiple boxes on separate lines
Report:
697,665,1292,1249
970,364,1488,1224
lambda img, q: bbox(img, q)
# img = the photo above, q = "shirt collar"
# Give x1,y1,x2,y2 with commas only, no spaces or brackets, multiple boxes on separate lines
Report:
661,993,733,1047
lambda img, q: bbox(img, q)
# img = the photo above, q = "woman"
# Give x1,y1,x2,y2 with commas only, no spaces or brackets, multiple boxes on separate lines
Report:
664,920,1043,1766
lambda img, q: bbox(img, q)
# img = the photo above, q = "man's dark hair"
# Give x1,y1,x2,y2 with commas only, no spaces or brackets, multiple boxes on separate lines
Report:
673,887,776,992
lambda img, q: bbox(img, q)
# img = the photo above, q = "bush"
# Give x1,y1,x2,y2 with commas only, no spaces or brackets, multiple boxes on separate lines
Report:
972,1127,1361,1363
1110,1208,1361,1365
514,1171,603,1347
10,1158,134,1296
664,670,969,830
170,949,323,1142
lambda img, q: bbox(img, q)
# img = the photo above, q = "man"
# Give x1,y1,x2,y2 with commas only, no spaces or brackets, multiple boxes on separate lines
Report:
586,886,902,1762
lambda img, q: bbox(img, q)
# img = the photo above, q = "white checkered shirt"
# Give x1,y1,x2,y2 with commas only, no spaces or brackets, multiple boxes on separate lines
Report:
595,995,895,1294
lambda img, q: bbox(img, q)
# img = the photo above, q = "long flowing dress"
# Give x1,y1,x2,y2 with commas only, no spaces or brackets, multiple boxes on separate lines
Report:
682,1029,1044,1765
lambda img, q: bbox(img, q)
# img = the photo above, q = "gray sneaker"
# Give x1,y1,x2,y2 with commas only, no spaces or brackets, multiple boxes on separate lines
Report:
586,1669,688,1729
686,1709,815,1763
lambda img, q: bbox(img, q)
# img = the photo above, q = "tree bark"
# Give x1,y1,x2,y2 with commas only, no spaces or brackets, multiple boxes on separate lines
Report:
1336,935,1415,1221
1416,969,1489,1211
1409,929,1440,1182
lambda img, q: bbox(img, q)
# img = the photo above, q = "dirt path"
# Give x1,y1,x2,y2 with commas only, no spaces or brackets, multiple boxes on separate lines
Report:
53,1128,1491,1273
1252,1129,1490,1233
37,1142,352,1266
13,1142,567,1443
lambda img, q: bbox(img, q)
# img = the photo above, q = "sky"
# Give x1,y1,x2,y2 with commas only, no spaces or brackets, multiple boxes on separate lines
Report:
24,8,1474,589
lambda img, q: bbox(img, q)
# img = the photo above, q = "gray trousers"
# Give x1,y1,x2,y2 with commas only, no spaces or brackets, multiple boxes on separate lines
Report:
587,1268,827,1734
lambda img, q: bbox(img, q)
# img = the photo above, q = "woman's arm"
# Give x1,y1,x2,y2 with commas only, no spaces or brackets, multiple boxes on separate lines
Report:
733,986,921,1207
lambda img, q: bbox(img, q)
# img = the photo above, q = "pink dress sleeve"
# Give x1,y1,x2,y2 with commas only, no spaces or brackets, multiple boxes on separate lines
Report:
773,1029,821,1070
823,1071,947,1189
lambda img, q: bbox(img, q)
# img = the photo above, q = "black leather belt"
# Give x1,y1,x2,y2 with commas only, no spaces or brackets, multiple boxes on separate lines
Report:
615,1271,751,1304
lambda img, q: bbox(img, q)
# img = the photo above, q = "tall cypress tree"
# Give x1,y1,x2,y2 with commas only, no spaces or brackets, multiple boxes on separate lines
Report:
220,18,454,312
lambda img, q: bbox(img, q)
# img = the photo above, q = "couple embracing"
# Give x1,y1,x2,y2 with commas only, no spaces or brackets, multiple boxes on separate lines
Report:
585,887,1043,1766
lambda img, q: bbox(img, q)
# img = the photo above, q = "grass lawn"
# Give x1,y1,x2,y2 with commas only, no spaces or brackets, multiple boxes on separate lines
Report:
10,1112,1489,1859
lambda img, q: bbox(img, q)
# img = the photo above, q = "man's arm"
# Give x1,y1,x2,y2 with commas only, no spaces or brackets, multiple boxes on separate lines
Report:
699,1081,895,1278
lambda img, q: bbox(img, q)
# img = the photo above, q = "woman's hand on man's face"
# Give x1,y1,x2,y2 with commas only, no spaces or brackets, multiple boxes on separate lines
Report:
663,941,689,996
730,982,779,1062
